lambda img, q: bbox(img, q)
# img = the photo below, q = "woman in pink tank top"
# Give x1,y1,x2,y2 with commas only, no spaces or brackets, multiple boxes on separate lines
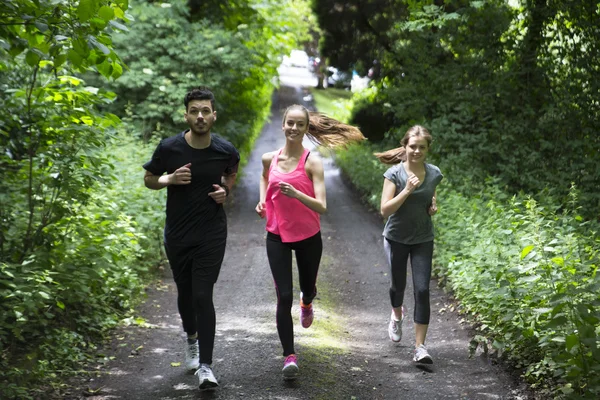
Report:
255,104,364,380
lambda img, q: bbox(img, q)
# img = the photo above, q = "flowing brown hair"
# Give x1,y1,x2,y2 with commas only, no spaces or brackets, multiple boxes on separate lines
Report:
283,105,365,148
374,125,433,164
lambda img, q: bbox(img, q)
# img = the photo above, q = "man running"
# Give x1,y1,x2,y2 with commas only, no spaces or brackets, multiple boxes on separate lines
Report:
143,87,239,390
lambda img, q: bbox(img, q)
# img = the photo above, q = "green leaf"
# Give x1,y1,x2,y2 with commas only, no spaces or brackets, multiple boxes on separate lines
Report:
550,257,564,266
520,245,534,260
565,334,579,351
114,7,125,20
560,384,574,394
25,50,40,66
114,0,129,9
58,75,83,85
54,54,67,68
35,22,49,32
98,6,115,22
91,38,111,55
77,0,96,22
81,116,94,125
56,301,65,309
73,38,88,56
96,59,113,77
111,62,123,79
521,274,540,283
546,316,568,328
39,291,50,299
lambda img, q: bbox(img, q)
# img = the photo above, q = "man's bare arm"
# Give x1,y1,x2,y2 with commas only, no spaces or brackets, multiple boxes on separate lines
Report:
144,163,192,190
144,170,171,190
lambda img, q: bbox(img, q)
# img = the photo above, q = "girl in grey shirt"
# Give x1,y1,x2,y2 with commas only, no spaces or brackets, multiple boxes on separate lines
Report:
376,125,443,364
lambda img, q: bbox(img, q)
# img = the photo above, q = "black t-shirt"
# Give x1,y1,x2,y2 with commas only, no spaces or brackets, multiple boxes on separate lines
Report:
143,131,240,245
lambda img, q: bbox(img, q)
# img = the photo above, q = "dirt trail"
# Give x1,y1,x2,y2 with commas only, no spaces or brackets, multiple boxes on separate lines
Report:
65,85,522,400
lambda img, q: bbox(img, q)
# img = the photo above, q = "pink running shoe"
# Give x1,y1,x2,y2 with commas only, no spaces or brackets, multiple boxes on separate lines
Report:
282,354,299,380
300,295,314,328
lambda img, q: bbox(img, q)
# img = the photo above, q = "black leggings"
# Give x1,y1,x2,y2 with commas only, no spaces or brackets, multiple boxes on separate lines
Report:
266,231,322,357
384,238,433,325
164,240,225,365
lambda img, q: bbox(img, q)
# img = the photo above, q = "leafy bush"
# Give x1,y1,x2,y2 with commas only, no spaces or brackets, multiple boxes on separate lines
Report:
0,132,164,398
349,98,394,142
335,142,387,209
310,87,354,122
435,184,600,398
102,0,264,143
0,0,157,396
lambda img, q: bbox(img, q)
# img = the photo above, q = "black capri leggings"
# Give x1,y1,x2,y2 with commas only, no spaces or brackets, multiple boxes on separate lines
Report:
384,238,433,325
266,231,322,357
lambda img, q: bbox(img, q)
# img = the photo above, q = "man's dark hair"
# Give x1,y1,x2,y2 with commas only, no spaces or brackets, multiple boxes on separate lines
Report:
184,87,215,111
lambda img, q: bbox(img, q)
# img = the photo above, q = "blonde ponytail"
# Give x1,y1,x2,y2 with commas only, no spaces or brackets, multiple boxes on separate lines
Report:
374,125,432,164
374,147,407,164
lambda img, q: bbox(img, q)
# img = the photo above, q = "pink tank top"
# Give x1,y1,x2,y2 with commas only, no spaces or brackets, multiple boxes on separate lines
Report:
265,148,321,243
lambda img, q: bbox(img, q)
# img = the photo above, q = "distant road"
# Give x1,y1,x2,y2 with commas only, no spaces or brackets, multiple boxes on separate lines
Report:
278,65,318,87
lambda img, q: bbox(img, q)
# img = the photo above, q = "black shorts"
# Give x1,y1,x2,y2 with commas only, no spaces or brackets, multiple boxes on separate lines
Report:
164,239,226,284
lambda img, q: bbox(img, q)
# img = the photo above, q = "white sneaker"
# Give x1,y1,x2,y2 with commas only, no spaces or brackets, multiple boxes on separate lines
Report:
388,308,404,342
185,340,200,370
196,364,219,389
413,344,433,364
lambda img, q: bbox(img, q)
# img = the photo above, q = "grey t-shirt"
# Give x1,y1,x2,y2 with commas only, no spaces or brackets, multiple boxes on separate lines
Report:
382,162,443,245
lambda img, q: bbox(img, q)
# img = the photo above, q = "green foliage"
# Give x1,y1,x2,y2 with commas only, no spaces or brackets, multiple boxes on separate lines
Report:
309,87,354,122
0,0,159,396
1,74,120,263
349,95,394,142
335,142,387,210
0,0,130,79
335,140,600,398
315,0,600,219
101,0,312,157
435,184,600,398
0,133,163,398
311,0,406,74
